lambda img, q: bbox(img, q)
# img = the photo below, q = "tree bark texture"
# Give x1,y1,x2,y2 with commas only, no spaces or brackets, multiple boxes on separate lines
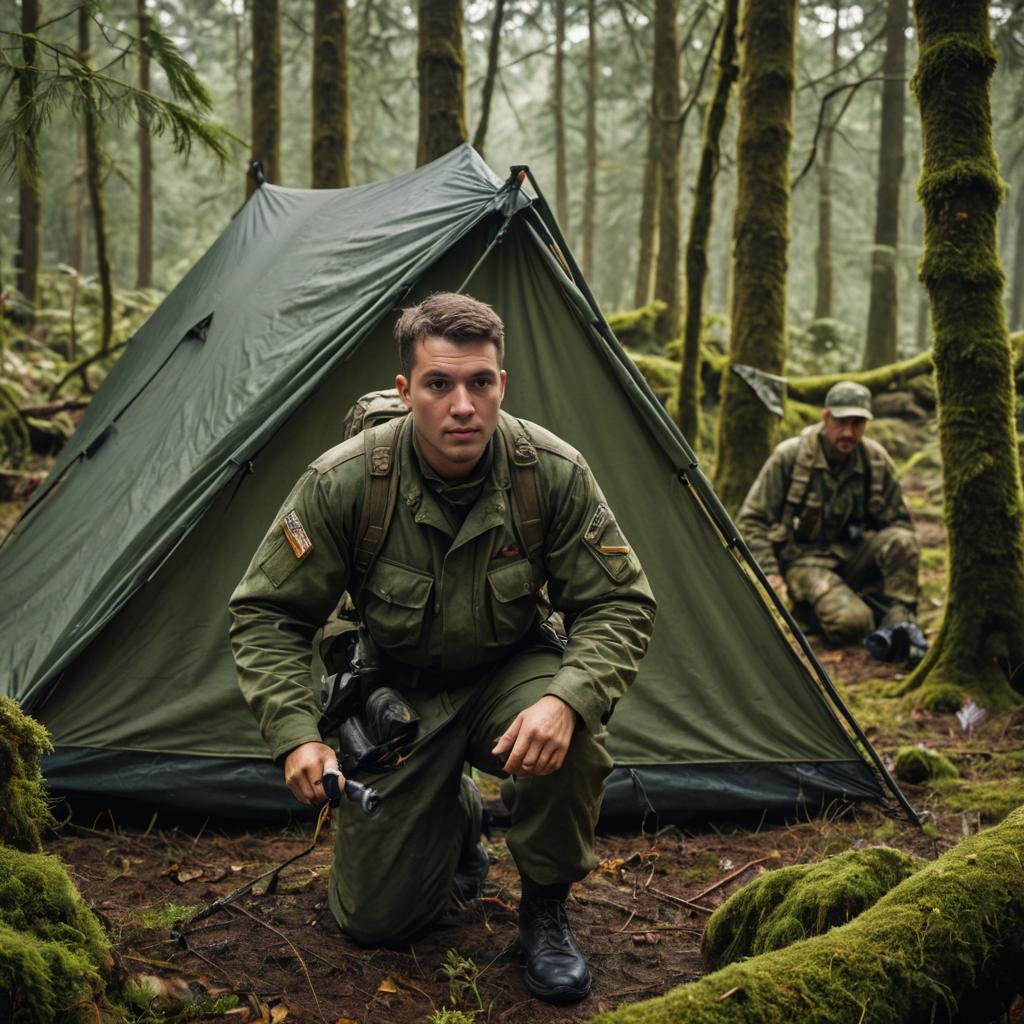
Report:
78,8,113,351
677,0,739,444
901,0,1024,707
589,804,1024,1024
651,0,682,342
862,0,909,368
553,0,569,233
416,0,468,166
813,0,841,321
633,112,660,308
712,0,798,512
312,0,351,187
581,0,598,280
471,0,506,157
249,0,281,196
16,0,41,312
1011,181,1024,332
136,0,154,289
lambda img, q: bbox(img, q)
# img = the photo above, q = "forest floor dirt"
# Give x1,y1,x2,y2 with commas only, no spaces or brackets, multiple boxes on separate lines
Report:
30,470,1024,1024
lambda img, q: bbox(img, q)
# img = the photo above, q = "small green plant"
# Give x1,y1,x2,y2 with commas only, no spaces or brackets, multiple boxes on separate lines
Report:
427,1011,479,1024
438,949,483,1011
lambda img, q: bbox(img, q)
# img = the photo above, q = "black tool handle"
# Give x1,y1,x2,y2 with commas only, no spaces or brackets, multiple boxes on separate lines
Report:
322,769,383,817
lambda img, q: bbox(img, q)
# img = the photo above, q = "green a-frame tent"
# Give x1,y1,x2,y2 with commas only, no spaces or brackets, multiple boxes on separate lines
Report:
0,146,913,824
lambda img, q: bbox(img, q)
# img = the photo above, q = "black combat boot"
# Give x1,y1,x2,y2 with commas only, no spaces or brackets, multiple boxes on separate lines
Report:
518,877,591,1003
451,839,490,903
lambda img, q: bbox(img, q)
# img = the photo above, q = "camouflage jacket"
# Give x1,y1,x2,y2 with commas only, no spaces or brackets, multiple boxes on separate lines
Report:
228,413,657,762
736,421,912,576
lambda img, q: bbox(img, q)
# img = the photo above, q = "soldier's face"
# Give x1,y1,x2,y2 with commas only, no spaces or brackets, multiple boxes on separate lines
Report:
395,335,507,479
822,410,867,456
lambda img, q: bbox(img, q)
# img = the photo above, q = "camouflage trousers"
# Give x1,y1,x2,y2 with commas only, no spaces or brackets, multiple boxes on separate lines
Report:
326,641,613,946
784,525,920,645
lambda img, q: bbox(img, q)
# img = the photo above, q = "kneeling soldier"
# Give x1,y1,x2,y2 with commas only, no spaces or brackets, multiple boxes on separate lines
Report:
228,293,656,1004
737,381,921,654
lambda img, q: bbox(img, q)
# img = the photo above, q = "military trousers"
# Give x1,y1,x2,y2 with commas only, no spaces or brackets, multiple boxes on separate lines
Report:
784,525,920,645
326,641,613,946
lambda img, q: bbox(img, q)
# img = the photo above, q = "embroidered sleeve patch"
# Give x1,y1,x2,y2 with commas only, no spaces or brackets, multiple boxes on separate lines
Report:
584,503,612,544
279,509,313,559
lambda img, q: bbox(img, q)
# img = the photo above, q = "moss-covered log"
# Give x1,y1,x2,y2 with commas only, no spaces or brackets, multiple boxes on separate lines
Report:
589,804,1024,1023
248,0,281,195
862,0,909,369
702,847,921,971
712,0,798,511
0,697,53,853
786,350,934,404
898,0,1024,709
609,301,667,353
312,0,351,188
416,0,468,166
677,0,739,442
651,0,682,342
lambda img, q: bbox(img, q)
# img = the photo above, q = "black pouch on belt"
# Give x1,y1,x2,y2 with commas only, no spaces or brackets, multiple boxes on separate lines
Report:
337,687,420,777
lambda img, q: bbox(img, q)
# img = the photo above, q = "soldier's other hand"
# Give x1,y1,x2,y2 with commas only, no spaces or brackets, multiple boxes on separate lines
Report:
283,741,339,806
492,695,575,777
767,573,789,604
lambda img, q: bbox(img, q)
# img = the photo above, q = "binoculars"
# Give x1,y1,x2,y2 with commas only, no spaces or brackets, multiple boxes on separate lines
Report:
865,621,928,664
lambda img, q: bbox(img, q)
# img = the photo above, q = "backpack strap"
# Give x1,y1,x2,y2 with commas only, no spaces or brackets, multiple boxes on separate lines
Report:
781,422,824,538
863,438,888,518
497,412,545,557
350,417,404,599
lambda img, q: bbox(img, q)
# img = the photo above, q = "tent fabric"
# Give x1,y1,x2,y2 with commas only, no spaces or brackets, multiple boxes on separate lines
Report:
1,145,890,824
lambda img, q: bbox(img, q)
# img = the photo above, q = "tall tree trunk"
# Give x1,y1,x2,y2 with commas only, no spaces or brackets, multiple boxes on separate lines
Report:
312,0,351,187
552,0,569,232
651,0,682,342
813,0,841,321
136,0,153,290
78,8,113,351
862,0,908,368
471,0,506,157
69,126,86,361
248,0,281,197
16,0,41,315
581,0,598,280
900,0,1024,707
712,0,798,512
1011,180,1024,332
416,0,468,166
633,112,659,308
913,203,930,349
677,0,739,443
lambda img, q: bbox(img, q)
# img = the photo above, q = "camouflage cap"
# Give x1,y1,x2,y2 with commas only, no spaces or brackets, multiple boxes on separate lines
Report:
824,380,873,420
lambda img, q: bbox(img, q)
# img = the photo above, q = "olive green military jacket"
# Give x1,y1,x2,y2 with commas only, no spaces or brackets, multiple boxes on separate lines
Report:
229,414,657,762
736,422,912,576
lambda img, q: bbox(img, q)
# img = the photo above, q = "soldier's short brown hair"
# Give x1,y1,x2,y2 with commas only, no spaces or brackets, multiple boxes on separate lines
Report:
394,293,505,377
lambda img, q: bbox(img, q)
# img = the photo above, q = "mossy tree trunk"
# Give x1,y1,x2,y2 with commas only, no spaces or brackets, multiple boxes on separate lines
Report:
901,0,1024,708
78,7,113,351
677,0,739,444
813,0,841,321
471,0,506,157
652,0,682,342
862,0,908,369
136,0,153,289
633,112,659,308
581,0,598,279
712,0,798,512
589,804,1024,1024
16,0,41,316
913,203,930,349
417,0,468,166
249,0,281,196
1011,179,1024,332
312,0,351,187
553,0,569,232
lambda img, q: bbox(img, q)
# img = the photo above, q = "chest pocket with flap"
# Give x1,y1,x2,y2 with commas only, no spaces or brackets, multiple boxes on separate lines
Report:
486,558,539,645
362,558,434,649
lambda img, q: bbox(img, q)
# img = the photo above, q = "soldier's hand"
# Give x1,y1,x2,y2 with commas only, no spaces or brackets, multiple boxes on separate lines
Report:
492,695,576,777
767,573,789,604
283,741,339,806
